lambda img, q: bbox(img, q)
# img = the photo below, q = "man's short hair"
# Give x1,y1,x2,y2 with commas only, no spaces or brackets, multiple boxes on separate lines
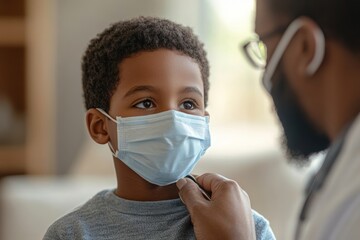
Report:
267,0,359,52
82,16,209,112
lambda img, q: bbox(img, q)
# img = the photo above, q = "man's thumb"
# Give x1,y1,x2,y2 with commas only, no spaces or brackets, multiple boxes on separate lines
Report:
176,178,207,210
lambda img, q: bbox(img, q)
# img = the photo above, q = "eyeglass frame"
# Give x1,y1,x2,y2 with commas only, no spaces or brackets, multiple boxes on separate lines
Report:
242,25,288,69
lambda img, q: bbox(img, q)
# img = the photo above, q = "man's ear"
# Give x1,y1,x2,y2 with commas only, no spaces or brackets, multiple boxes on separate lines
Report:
86,108,110,144
205,111,210,120
296,17,325,77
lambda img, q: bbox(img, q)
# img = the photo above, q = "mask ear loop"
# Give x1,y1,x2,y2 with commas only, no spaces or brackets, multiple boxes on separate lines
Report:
96,108,119,157
96,108,117,123
306,26,325,75
262,19,304,92
107,142,119,158
262,18,325,92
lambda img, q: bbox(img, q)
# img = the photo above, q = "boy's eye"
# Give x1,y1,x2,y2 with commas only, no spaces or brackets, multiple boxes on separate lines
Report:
180,100,197,110
134,99,155,109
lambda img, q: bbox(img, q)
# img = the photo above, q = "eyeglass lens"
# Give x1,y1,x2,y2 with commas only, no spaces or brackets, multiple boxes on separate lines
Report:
246,40,267,68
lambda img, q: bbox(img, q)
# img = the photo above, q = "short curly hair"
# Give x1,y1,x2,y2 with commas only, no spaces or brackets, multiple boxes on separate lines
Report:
82,16,210,112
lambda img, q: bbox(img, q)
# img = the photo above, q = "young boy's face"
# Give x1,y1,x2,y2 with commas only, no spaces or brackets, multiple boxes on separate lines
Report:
106,48,207,146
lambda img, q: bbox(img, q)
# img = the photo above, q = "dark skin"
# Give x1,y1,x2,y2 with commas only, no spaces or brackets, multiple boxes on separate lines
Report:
86,48,208,201
177,0,360,239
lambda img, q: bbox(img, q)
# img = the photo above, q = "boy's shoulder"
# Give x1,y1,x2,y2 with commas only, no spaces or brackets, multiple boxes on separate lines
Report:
43,189,111,240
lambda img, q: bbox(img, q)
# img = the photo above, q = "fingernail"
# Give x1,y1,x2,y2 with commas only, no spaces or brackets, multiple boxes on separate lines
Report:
176,178,187,189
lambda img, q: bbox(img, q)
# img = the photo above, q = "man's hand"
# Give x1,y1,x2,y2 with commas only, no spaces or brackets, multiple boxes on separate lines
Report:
177,173,256,240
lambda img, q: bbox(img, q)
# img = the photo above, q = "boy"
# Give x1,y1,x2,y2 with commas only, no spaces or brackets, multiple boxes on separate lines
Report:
44,16,275,239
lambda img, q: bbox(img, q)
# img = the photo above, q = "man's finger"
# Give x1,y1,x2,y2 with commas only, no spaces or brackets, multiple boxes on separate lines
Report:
196,173,248,201
176,178,208,210
195,173,229,192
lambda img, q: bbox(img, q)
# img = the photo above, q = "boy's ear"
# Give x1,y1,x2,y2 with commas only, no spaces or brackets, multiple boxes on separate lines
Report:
86,108,110,144
205,110,210,119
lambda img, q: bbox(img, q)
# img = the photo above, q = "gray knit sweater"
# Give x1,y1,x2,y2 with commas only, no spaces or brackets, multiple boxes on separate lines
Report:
43,189,275,240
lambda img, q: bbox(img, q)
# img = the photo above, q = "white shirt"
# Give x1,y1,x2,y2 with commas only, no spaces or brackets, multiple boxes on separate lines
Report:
299,113,360,240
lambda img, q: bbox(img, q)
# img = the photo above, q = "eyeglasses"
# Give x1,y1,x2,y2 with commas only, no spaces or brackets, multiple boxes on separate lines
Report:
241,26,287,69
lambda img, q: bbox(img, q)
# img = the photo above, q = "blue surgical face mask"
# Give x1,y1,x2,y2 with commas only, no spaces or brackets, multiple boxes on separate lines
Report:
96,109,211,186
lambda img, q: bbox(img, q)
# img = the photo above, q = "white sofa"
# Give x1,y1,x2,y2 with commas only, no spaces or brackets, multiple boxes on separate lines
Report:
0,134,320,240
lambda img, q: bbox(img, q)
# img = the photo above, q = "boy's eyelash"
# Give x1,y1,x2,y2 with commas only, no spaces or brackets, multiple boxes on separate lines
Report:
132,98,155,107
183,98,200,107
131,98,201,108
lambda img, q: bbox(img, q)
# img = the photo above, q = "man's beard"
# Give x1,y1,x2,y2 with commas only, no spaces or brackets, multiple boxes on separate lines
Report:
270,68,330,165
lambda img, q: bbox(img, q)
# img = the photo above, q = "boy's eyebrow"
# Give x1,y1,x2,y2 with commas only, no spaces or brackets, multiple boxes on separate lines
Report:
180,87,203,97
123,85,156,98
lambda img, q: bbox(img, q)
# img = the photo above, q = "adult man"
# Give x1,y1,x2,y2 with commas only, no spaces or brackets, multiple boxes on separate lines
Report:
177,0,360,239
